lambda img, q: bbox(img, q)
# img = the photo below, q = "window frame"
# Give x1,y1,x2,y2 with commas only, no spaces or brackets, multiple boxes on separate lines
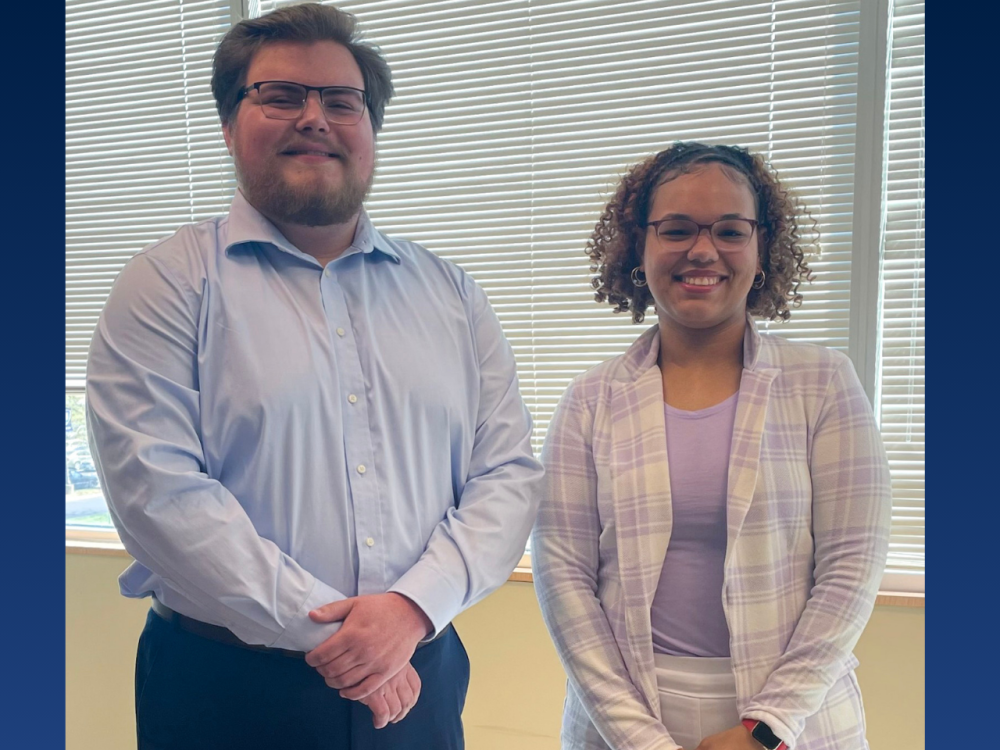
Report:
65,0,925,595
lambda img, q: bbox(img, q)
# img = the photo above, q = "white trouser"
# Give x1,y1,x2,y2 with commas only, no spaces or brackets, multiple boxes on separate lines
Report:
654,653,740,750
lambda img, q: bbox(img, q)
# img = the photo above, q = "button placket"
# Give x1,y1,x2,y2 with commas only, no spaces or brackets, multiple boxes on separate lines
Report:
323,266,383,594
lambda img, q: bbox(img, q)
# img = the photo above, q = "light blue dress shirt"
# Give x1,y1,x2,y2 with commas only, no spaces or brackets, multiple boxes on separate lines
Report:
86,191,543,652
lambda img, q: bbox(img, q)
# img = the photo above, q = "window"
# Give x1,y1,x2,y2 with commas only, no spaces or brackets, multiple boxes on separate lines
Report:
66,0,925,591
878,0,924,590
65,393,106,525
65,0,235,535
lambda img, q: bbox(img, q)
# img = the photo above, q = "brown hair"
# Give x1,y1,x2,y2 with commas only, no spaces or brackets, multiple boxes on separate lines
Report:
587,142,816,323
211,2,394,133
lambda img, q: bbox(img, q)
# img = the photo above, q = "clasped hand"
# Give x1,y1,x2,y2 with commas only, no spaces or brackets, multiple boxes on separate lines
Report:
355,662,422,729
686,724,763,750
305,592,433,727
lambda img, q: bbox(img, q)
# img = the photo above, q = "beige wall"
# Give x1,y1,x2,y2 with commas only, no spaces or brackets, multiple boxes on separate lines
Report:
67,551,923,750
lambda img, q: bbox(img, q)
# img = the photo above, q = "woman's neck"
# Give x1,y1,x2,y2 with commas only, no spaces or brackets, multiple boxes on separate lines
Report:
657,315,746,369
657,316,747,410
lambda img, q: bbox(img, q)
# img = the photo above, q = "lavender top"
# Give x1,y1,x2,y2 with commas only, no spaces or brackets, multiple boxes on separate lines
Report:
650,392,739,657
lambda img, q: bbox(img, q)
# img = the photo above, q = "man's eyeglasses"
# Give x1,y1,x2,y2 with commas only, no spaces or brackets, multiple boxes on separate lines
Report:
237,81,369,125
646,217,758,252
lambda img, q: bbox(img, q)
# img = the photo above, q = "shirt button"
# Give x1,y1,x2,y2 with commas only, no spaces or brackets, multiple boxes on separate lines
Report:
348,394,358,404
357,464,366,474
323,268,330,277
336,327,345,337
365,537,375,547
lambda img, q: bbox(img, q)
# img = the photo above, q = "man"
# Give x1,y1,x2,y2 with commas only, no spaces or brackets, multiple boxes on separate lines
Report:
85,4,543,748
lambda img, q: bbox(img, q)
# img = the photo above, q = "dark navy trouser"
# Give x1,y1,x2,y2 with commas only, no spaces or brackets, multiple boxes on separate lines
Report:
135,608,469,749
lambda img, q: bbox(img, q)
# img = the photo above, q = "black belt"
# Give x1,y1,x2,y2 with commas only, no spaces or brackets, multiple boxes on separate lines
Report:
151,596,306,658
150,597,449,659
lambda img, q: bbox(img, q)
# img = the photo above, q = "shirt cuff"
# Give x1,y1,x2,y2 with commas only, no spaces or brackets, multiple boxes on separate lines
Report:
388,561,466,640
269,577,346,652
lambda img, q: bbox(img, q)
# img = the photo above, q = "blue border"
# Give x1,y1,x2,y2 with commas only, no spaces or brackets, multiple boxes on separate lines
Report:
7,8,67,746
924,3,990,746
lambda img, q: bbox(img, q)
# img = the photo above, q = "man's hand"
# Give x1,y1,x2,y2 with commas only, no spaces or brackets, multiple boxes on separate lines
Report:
694,725,763,750
359,662,422,729
305,592,433,700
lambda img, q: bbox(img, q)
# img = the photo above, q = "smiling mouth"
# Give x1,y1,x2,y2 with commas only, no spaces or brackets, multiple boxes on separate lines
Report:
676,275,724,286
282,149,340,158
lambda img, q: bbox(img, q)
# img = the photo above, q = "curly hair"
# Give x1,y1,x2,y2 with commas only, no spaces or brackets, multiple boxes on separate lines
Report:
587,142,816,323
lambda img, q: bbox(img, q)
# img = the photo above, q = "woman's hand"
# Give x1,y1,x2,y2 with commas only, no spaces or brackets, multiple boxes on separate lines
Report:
694,724,761,750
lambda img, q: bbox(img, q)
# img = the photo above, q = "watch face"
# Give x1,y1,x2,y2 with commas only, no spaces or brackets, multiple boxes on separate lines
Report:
751,721,783,750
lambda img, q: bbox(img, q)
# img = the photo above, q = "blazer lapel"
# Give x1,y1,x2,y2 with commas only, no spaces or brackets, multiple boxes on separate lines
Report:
608,334,671,716
725,325,779,559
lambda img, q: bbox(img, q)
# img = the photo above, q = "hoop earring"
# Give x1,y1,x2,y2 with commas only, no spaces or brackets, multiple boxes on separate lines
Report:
631,266,647,287
752,270,766,290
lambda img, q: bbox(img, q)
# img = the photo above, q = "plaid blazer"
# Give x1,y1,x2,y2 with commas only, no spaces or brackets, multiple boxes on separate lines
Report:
532,319,891,750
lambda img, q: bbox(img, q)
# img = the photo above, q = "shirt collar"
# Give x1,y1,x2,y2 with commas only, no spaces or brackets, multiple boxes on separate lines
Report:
223,190,401,264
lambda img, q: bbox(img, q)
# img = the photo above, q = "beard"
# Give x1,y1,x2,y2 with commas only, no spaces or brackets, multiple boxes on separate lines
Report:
235,153,374,227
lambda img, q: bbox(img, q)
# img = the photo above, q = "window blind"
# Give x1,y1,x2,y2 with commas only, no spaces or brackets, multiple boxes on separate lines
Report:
259,0,861,455
66,0,236,387
65,0,924,583
879,0,924,582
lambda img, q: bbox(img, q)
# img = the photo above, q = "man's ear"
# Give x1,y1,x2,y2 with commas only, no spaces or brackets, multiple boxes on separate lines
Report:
222,122,234,157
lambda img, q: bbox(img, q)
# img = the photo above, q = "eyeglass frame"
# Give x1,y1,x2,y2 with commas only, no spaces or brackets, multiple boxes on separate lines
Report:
645,217,759,252
236,80,371,124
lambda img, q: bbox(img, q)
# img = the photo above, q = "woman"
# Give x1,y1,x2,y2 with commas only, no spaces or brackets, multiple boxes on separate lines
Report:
532,142,891,750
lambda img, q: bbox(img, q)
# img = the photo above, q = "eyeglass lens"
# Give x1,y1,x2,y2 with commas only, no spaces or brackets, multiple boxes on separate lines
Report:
256,82,365,123
654,219,754,251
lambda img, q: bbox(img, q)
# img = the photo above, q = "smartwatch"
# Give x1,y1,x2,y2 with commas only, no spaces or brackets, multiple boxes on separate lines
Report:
741,719,788,750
